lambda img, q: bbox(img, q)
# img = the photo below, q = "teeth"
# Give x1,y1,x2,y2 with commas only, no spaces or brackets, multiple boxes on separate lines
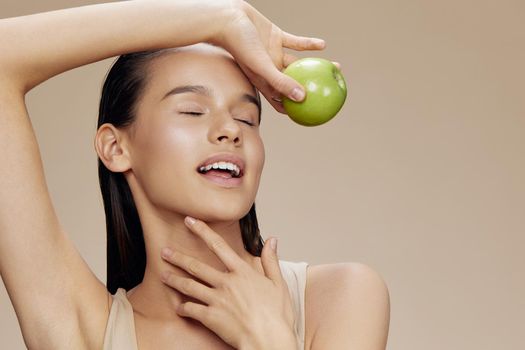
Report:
199,162,241,177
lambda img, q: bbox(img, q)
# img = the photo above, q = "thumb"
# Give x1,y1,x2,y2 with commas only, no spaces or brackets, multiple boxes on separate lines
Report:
220,23,306,103
234,46,305,102
261,237,284,284
268,70,306,102
241,49,305,102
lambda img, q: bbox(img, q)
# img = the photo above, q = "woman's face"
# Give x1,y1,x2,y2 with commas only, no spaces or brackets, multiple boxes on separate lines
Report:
124,44,265,223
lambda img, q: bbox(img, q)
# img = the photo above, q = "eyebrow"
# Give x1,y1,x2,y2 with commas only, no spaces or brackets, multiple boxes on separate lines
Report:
161,85,212,100
161,84,261,113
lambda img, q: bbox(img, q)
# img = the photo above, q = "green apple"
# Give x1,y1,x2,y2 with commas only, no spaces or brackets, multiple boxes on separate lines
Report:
282,57,347,126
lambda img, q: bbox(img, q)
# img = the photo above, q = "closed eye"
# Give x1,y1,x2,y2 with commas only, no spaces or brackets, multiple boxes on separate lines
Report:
237,119,255,126
181,112,255,126
181,112,203,116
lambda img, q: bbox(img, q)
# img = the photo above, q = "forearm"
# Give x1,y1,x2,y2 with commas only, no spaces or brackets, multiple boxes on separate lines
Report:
0,0,230,93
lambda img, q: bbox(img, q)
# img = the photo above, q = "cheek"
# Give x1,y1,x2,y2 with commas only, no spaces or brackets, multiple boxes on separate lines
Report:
131,122,201,201
128,118,264,220
248,135,265,180
258,138,265,173
138,123,197,169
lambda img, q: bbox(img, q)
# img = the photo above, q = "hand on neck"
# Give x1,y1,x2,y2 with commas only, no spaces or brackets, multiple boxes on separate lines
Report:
126,215,258,322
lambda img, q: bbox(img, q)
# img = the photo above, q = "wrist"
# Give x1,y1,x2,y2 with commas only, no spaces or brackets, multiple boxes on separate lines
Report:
240,338,297,350
240,323,298,350
206,2,246,48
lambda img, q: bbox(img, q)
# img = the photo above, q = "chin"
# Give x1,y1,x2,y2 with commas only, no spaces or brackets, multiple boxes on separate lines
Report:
191,201,252,223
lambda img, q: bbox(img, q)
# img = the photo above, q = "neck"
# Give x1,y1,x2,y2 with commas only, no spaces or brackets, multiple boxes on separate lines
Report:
126,211,260,323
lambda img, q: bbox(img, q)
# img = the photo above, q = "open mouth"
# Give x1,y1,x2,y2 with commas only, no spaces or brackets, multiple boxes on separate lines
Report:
197,159,244,178
197,162,243,178
195,154,245,188
197,163,244,188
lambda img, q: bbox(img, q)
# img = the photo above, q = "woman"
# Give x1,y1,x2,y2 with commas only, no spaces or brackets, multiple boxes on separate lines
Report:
0,1,390,349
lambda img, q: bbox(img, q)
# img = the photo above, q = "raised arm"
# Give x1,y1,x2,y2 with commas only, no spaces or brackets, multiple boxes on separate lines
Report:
1,0,321,104
0,1,323,349
2,0,229,92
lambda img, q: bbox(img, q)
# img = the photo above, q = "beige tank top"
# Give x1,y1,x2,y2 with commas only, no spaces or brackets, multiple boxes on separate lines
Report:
103,260,309,350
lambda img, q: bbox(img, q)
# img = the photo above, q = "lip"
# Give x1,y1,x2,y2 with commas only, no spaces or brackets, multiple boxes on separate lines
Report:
196,152,245,177
199,172,243,188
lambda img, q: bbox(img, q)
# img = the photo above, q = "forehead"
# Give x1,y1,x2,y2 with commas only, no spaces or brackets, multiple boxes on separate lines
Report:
145,44,255,96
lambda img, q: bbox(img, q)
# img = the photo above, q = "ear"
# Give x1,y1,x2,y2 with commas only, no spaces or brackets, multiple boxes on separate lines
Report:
94,123,132,173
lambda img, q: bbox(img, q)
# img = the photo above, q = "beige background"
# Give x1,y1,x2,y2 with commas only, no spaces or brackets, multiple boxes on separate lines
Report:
1,0,524,349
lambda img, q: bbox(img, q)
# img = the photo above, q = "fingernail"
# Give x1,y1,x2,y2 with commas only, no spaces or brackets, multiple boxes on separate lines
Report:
289,87,305,102
161,247,173,258
314,38,326,47
270,237,278,252
185,216,196,225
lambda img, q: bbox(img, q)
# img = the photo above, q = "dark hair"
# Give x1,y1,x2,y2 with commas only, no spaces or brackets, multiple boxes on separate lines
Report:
97,49,265,294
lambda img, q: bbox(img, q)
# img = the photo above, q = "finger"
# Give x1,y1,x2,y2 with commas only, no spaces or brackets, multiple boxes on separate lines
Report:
162,273,215,305
259,88,287,114
177,301,210,320
253,62,305,103
184,217,245,272
283,53,299,68
240,67,287,114
282,32,326,51
161,248,224,287
258,62,306,104
267,67,305,103
225,37,306,102
270,99,286,114
260,237,284,285
333,61,341,70
177,302,223,336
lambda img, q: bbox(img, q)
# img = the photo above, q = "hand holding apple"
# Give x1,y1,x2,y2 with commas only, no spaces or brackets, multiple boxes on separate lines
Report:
282,57,347,126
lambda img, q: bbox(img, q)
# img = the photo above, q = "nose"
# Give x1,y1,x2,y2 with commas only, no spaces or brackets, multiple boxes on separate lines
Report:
209,112,242,146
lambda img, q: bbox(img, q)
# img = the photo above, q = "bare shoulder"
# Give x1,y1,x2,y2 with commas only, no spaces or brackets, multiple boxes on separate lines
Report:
305,262,390,350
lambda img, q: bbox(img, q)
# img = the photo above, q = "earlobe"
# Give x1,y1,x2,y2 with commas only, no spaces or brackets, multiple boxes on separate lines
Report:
94,123,131,173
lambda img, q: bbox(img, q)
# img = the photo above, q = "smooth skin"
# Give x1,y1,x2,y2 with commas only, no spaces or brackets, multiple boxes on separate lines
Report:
159,216,299,350
99,43,293,350
0,1,390,349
